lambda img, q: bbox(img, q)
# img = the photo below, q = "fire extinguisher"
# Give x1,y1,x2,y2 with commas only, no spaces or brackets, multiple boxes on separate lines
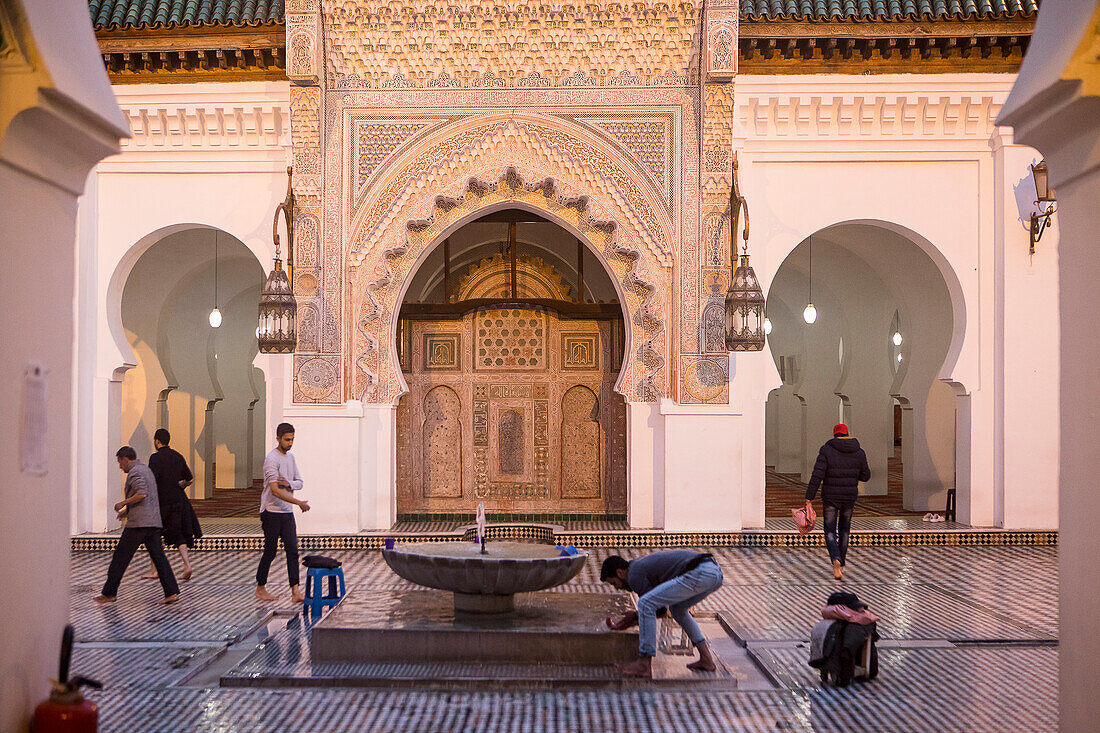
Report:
32,625,102,732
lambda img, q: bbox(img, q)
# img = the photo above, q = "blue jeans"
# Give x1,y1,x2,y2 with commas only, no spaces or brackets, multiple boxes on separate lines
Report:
823,501,854,566
637,561,723,656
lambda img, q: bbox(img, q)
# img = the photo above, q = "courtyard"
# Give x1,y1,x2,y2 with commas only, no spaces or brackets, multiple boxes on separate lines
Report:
70,540,1057,732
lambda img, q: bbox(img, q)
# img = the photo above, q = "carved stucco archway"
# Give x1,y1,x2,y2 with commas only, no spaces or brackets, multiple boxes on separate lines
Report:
351,166,669,404
345,118,676,405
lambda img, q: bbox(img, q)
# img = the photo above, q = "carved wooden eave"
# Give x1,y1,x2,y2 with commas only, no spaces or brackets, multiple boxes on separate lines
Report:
739,18,1035,74
97,24,286,83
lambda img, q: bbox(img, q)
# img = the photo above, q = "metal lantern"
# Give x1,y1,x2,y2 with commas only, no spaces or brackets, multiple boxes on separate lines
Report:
258,167,297,354
726,253,765,350
724,155,766,351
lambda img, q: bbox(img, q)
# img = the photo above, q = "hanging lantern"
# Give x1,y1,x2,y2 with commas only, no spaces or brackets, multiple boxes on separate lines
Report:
259,167,297,354
724,155,766,351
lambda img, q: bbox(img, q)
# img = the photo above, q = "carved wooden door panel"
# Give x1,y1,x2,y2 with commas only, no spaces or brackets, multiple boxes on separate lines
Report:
396,305,626,516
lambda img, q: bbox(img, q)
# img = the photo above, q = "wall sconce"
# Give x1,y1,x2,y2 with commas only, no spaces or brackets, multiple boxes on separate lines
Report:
1029,160,1056,255
724,154,766,351
258,167,297,354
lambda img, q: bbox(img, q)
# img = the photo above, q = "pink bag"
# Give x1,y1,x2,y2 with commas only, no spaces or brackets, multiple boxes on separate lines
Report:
822,604,881,625
792,503,816,535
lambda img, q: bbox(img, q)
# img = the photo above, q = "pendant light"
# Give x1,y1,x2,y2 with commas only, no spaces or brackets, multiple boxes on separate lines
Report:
258,166,297,354
724,154,766,351
802,236,817,324
208,229,222,328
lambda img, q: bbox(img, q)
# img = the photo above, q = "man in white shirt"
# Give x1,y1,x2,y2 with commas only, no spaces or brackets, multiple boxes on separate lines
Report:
255,422,311,602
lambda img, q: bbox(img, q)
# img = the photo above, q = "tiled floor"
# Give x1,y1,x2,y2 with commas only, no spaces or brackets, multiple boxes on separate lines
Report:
70,544,1058,732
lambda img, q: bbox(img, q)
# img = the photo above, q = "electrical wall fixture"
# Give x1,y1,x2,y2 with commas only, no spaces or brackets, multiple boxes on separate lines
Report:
892,331,903,346
208,229,222,328
258,167,297,354
802,237,817,324
724,154,766,351
763,317,772,335
1029,160,1056,255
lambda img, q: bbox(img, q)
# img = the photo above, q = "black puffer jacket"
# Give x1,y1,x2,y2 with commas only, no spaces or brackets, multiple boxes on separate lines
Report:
805,437,871,504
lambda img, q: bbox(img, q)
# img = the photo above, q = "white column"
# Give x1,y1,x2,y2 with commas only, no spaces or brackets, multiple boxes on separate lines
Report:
661,399,743,532
626,401,663,529
0,0,127,726
360,402,397,530
283,401,363,534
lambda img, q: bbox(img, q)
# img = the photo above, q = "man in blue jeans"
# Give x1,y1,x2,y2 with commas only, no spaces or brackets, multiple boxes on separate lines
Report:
601,550,724,677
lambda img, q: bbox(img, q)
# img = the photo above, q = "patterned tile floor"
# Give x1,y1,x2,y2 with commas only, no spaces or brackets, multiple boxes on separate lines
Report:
70,544,1058,732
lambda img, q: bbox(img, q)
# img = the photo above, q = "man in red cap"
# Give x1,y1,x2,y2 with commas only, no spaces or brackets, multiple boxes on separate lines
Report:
805,423,870,579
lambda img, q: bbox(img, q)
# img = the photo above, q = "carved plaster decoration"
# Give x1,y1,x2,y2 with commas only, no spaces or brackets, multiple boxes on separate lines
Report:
346,118,673,271
323,0,701,89
679,354,729,405
575,114,676,216
293,354,341,403
118,103,288,152
737,94,1004,139
287,2,321,82
352,167,666,405
706,5,739,78
290,87,321,196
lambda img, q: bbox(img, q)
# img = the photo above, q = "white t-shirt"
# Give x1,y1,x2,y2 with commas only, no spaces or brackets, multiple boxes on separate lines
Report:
261,448,303,513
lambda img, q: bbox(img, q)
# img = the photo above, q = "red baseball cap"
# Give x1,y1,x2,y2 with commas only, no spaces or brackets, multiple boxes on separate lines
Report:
833,423,849,436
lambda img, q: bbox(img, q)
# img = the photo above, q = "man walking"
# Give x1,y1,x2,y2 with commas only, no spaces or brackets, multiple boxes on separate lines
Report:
255,422,310,603
94,446,180,605
601,550,724,677
144,428,201,581
805,423,871,580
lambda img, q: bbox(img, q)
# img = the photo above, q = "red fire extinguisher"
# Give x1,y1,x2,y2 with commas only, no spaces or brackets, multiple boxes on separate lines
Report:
32,625,101,732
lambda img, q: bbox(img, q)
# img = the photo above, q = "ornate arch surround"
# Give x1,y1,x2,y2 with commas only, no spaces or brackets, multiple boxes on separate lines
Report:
349,154,673,405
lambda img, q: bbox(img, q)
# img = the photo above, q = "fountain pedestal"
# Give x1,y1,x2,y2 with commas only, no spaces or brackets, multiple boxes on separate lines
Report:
310,588,638,665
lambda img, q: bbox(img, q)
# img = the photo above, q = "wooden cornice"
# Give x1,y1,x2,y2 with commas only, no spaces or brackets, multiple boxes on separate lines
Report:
96,23,286,83
739,18,1033,74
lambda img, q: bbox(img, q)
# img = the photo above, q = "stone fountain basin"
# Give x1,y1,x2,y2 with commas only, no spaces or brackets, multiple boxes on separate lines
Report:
382,541,587,612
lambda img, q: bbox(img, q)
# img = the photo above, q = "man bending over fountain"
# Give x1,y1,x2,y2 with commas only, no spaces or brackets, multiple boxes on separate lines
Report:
601,550,723,677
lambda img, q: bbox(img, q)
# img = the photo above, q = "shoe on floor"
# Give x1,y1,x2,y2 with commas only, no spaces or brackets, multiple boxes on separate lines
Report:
922,512,934,522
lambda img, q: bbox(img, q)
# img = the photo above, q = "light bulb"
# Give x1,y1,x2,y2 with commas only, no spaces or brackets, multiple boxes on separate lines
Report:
763,318,772,335
802,303,817,324
208,307,222,328
897,353,904,363
892,331,903,346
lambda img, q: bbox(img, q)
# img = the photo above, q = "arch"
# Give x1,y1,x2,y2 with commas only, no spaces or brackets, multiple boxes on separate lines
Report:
766,219,968,390
422,385,463,498
764,220,962,517
347,114,675,270
351,166,668,405
113,226,267,504
561,385,601,499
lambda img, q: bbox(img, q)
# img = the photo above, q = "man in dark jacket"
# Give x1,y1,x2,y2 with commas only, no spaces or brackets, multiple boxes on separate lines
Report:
805,423,871,579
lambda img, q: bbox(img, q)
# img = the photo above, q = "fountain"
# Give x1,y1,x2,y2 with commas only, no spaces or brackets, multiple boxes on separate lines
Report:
308,505,638,666
381,502,585,613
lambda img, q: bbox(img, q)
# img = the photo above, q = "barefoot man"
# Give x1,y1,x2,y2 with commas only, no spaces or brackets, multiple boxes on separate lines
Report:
256,422,310,603
601,550,723,677
95,446,180,605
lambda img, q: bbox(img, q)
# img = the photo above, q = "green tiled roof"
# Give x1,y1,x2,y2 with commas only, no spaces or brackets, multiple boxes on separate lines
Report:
740,0,1038,21
90,0,283,31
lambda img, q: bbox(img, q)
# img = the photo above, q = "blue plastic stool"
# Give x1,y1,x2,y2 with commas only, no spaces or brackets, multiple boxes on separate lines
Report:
303,566,345,619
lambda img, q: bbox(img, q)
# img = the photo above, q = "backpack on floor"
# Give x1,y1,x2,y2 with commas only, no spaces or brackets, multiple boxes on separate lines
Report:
812,620,879,687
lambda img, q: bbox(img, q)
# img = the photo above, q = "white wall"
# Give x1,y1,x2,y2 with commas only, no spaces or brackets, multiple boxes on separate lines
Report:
737,73,1059,528
68,74,1060,534
72,82,290,532
1,1,127,728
